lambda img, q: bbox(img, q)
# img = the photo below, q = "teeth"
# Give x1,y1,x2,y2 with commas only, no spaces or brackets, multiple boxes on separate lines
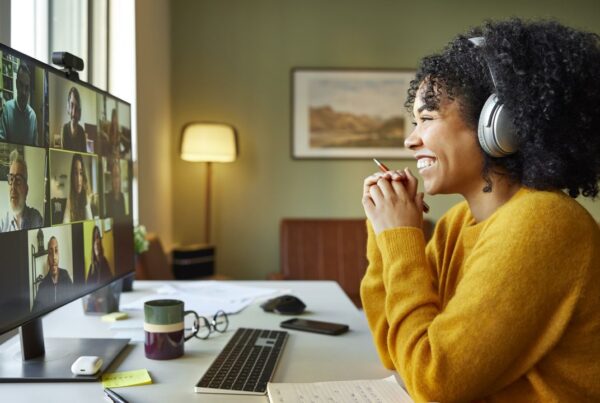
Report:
417,158,436,169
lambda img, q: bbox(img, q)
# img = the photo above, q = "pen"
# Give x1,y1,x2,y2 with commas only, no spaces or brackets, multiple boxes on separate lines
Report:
104,387,129,403
373,158,430,213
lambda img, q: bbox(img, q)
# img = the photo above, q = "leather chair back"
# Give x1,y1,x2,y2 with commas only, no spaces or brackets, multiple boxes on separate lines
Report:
280,218,435,307
280,219,367,307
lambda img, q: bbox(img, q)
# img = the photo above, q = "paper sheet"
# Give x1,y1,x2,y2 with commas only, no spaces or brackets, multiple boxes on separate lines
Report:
155,281,285,303
120,294,252,316
267,375,413,403
120,282,287,316
101,369,153,388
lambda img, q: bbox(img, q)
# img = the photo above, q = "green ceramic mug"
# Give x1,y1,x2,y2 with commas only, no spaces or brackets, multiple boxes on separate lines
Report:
144,299,199,360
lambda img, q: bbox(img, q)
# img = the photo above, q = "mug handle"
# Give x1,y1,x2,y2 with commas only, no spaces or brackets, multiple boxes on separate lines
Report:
184,310,200,341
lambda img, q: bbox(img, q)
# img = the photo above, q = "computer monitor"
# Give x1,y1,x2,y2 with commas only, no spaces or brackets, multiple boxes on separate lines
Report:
0,43,134,381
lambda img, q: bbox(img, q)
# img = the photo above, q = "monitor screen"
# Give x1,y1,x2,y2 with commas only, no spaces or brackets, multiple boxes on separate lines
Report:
0,44,134,336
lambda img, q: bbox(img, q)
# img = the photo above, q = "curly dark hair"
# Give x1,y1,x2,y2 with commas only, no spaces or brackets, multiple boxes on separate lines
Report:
405,18,600,198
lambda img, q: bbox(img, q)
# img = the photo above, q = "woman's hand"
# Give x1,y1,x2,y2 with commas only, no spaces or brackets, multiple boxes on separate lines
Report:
362,168,424,235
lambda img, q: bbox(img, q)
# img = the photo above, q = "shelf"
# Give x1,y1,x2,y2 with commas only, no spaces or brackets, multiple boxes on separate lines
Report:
33,249,48,259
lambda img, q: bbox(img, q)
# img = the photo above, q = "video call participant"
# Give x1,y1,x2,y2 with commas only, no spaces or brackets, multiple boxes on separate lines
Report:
32,236,73,311
61,87,86,152
0,63,38,145
0,149,43,232
360,19,600,401
95,108,113,158
63,153,93,223
105,160,126,219
109,108,121,160
87,225,112,284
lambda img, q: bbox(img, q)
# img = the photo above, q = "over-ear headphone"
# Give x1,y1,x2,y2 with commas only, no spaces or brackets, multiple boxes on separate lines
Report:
469,37,518,157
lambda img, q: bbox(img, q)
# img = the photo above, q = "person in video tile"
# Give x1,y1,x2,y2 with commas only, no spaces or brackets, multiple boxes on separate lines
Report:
108,108,120,159
0,63,38,145
87,225,112,284
105,160,125,219
32,236,73,311
0,149,43,232
61,87,86,152
63,153,92,223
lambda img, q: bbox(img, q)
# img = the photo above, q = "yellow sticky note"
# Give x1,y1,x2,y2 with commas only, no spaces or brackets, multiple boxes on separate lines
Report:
101,369,153,388
101,312,129,322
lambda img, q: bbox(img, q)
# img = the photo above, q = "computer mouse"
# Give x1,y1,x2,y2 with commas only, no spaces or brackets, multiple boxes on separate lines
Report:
260,295,306,315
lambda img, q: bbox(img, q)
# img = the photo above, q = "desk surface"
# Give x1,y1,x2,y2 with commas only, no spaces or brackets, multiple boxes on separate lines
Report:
0,280,395,402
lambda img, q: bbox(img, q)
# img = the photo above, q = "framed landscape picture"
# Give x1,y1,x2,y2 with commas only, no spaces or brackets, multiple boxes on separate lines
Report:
292,68,416,159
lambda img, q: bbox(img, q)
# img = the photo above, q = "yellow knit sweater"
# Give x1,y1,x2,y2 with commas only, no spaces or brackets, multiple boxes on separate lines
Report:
360,188,600,402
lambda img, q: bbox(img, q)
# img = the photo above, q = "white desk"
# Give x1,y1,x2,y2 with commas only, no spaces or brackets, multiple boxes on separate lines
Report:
0,280,395,402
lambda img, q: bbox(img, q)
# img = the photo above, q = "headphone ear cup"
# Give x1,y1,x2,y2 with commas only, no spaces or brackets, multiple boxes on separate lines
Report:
478,94,518,157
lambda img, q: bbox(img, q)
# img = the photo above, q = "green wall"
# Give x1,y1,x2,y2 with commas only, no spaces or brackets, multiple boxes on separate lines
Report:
171,0,600,279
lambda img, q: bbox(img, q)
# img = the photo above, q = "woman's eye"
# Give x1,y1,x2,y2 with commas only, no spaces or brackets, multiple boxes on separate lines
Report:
412,116,433,126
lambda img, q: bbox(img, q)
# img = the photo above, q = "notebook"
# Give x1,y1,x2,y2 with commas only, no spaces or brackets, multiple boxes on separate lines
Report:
267,375,413,403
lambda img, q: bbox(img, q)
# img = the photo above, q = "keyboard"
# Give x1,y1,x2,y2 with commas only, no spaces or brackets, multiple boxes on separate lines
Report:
194,327,289,395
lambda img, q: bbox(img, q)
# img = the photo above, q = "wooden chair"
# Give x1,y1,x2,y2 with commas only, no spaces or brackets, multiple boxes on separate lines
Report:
135,233,175,280
276,218,435,308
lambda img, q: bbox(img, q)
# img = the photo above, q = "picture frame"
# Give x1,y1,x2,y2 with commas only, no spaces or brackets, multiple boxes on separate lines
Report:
291,68,416,159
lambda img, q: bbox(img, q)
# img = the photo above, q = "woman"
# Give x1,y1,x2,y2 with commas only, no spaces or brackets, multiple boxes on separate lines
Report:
87,225,112,284
62,86,86,152
360,19,600,402
63,153,93,223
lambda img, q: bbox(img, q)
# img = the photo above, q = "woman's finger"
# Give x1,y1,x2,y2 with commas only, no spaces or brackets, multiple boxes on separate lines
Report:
392,176,411,202
369,183,384,205
362,192,375,210
363,173,381,197
403,168,419,198
390,170,406,182
363,172,389,189
377,177,396,199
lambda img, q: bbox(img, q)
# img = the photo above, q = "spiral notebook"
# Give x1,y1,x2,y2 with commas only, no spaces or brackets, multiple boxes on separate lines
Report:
267,375,413,403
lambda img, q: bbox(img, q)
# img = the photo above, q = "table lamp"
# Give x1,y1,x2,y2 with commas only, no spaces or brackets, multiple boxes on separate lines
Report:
180,122,238,244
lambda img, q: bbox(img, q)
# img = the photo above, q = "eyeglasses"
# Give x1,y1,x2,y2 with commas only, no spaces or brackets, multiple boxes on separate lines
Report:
194,310,229,339
7,173,25,187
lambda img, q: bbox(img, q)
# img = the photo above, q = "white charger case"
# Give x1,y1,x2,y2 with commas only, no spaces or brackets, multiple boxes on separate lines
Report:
71,356,103,376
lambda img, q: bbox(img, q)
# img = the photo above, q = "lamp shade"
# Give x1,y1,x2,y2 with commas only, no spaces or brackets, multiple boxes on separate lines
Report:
180,123,238,162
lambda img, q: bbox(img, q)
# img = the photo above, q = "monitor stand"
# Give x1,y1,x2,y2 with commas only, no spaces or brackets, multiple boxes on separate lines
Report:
0,317,130,382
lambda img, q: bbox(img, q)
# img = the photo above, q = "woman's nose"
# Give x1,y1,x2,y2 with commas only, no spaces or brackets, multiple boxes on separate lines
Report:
404,127,422,150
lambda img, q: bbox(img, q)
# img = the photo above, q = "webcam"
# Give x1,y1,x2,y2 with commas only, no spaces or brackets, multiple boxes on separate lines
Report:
51,51,84,80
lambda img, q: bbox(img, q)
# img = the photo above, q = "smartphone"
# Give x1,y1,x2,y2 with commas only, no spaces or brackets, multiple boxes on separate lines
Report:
280,318,349,336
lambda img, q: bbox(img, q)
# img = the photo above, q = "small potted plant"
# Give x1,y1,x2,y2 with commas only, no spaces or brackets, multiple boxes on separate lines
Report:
134,224,150,256
122,224,149,291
